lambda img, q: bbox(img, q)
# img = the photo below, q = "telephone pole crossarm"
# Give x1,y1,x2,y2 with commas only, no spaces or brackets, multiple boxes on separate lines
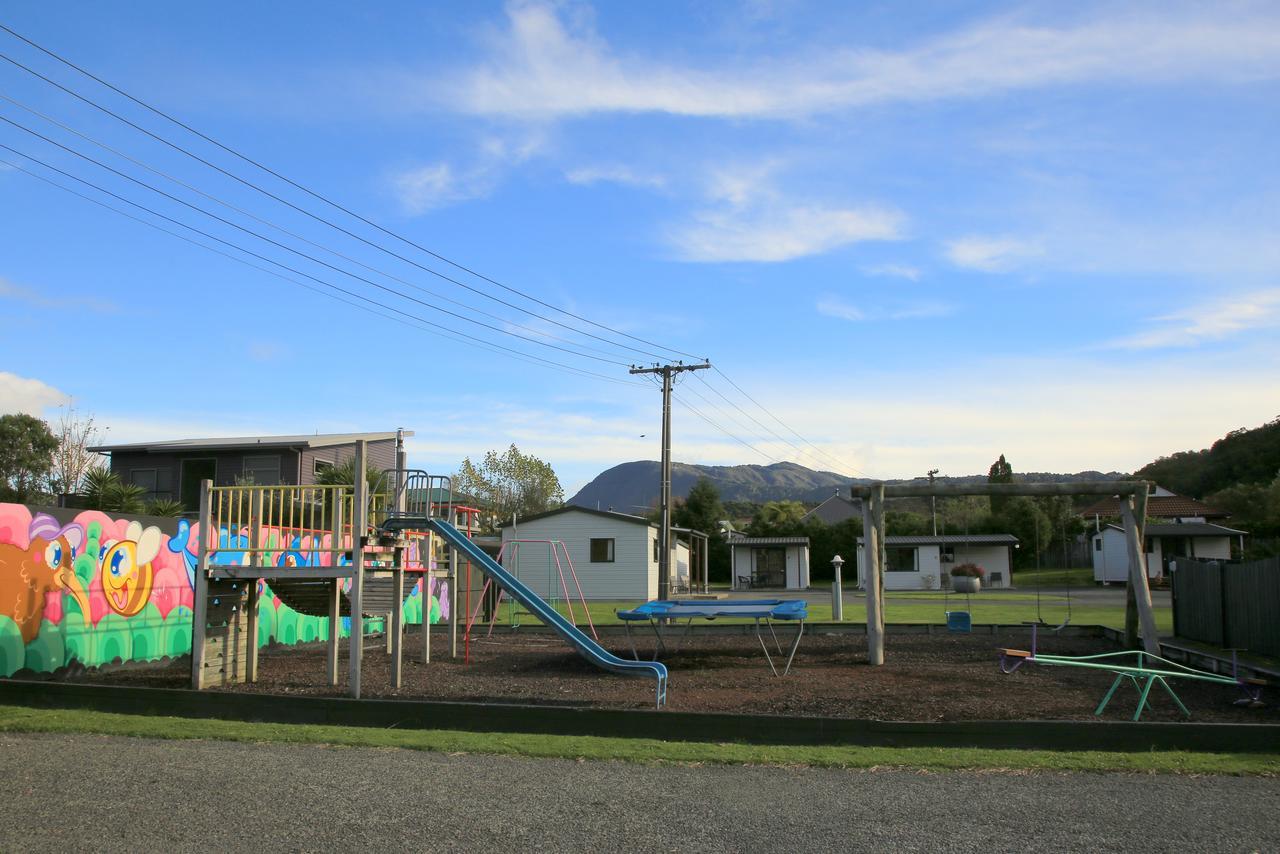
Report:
629,361,711,602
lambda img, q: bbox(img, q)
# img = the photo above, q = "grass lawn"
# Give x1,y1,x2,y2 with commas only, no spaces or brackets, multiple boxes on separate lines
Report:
0,705,1273,776
491,594,1170,633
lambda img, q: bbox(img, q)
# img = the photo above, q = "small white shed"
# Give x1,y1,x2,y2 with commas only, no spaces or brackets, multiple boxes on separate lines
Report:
499,506,693,601
855,534,1019,591
1091,522,1246,583
728,536,810,590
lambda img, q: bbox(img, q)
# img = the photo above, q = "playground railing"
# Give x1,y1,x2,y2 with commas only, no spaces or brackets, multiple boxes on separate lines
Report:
206,484,356,566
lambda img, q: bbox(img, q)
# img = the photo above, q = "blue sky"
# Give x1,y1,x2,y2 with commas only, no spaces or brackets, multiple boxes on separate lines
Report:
2,1,1278,493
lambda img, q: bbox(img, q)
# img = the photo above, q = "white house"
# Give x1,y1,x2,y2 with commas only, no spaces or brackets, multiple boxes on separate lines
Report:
855,534,1019,591
728,536,810,590
498,506,694,601
1091,522,1247,583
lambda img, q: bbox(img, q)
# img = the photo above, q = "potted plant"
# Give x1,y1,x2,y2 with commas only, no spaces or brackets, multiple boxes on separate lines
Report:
950,563,984,594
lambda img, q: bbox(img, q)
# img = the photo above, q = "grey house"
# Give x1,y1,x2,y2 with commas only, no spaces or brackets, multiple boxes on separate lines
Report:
91,431,409,509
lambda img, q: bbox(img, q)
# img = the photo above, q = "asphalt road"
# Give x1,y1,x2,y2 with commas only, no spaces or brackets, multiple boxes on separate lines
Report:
2,733,1276,852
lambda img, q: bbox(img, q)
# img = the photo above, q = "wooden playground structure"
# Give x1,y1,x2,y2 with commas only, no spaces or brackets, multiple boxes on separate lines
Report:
190,439,477,697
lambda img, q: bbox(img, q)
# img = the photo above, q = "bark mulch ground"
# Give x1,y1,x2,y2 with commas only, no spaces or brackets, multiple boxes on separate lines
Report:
64,627,1277,724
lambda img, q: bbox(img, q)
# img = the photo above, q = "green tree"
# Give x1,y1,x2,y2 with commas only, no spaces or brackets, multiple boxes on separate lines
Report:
674,478,730,582
748,500,807,536
82,467,147,513
455,444,564,531
995,496,1052,568
0,413,58,502
988,453,1014,514
314,457,384,492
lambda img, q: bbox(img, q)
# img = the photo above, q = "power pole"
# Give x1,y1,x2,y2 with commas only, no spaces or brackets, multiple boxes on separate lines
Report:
630,361,711,601
927,469,939,536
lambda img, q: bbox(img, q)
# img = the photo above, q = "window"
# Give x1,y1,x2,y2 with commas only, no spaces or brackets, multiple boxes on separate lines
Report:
130,468,162,501
1094,539,1102,552
653,537,659,562
242,454,281,485
314,459,334,477
1145,538,1156,554
886,547,917,572
590,538,615,562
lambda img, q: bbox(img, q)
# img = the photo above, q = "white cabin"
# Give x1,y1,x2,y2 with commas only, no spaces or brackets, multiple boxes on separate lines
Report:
855,534,1019,590
728,536,811,590
499,506,694,601
1091,522,1246,583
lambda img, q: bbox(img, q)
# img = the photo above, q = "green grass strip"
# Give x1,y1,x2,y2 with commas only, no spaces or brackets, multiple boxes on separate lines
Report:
0,705,1274,776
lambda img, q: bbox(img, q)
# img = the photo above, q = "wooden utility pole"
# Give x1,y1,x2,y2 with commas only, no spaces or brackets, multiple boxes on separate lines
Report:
629,361,710,601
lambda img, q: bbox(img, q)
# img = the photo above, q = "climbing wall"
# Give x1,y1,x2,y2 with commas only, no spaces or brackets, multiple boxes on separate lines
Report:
195,578,251,688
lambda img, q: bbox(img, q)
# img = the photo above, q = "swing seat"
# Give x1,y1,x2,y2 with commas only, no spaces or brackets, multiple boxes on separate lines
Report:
945,610,971,633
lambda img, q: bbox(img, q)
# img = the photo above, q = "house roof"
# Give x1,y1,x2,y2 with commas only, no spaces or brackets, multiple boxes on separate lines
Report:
728,536,810,546
1096,522,1247,537
856,534,1020,546
1078,493,1227,519
498,505,652,528
800,494,861,525
90,431,412,453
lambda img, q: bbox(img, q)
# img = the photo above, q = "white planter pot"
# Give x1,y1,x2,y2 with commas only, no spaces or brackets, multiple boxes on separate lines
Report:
952,576,982,594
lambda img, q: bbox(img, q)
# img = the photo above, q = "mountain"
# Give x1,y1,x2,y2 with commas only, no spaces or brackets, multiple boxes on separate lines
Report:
568,460,1130,511
568,461,851,511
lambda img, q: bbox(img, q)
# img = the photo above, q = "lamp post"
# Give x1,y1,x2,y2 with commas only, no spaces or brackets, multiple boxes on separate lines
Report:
830,554,845,621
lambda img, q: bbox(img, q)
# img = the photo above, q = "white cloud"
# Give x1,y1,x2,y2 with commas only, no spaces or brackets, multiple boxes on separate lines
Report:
0,276,118,312
564,165,666,190
944,235,1042,272
862,263,921,281
672,203,904,263
817,296,953,322
816,296,864,321
0,372,71,415
435,3,1280,120
1108,288,1280,350
392,132,545,213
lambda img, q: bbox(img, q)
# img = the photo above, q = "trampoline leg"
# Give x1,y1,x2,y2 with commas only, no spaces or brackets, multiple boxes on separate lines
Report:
781,621,805,677
1156,676,1192,719
624,621,640,661
755,619,779,677
1095,673,1127,716
649,619,666,661
765,618,784,656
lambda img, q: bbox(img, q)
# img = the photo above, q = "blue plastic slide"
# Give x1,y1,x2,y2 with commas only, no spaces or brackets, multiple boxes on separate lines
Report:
423,518,669,707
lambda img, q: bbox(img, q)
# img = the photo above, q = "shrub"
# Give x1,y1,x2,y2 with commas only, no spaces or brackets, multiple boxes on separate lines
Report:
950,563,985,579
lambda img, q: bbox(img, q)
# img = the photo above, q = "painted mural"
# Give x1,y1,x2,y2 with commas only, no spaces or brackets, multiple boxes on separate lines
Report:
0,503,448,678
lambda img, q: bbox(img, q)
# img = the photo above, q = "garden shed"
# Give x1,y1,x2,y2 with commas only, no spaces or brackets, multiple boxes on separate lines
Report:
1091,522,1247,583
855,534,1019,591
728,535,810,590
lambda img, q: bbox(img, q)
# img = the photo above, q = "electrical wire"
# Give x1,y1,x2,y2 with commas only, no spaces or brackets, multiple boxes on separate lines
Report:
0,90,644,364
0,111,634,367
0,143,645,389
0,31,701,362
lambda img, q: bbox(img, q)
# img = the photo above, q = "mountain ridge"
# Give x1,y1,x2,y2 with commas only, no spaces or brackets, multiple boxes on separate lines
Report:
567,460,1127,510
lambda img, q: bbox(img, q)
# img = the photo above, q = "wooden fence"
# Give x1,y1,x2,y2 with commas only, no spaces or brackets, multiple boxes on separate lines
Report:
1170,556,1280,656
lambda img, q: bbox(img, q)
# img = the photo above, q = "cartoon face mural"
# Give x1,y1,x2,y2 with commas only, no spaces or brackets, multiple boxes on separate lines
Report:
0,514,91,643
99,521,161,617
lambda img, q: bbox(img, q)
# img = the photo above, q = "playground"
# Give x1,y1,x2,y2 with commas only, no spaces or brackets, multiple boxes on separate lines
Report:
69,625,1275,724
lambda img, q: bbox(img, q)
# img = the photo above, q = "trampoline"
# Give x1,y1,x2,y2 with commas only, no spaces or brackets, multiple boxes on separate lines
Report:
616,599,808,676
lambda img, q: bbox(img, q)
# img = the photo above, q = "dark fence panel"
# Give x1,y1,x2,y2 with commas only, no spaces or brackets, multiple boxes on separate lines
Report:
1172,556,1280,656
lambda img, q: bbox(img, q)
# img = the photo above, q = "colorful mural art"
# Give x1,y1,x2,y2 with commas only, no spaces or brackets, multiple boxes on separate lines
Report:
0,503,447,677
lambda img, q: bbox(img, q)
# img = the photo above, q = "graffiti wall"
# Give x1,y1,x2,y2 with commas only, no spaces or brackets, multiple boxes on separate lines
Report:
0,503,448,678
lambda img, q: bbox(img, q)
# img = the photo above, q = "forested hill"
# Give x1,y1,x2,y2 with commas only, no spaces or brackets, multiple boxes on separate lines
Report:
568,461,849,510
568,461,1125,511
1137,417,1280,497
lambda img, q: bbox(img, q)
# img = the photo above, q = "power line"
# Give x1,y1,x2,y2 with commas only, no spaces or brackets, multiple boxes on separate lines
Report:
0,91,644,365
0,142,645,389
711,365,868,477
0,111,635,367
0,29,702,362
